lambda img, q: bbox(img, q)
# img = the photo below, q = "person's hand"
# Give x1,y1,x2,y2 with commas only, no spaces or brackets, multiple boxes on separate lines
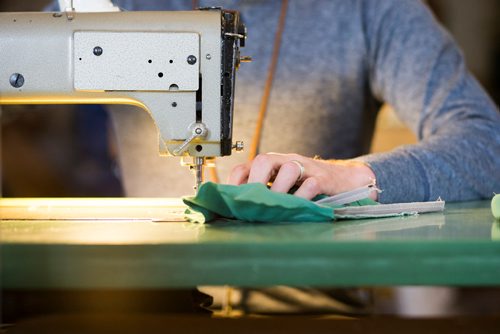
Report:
228,153,377,200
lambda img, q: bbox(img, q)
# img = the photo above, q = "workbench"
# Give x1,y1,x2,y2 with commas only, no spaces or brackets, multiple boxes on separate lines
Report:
1,200,499,288
2,199,499,333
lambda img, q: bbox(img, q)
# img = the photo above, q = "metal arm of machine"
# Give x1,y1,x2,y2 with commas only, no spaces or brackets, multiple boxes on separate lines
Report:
0,8,247,192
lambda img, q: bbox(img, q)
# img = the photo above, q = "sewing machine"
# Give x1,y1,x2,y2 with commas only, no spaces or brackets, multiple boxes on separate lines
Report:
0,1,247,191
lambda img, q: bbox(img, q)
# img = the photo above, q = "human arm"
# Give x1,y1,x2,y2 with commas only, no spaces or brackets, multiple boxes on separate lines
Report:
229,0,500,203
357,0,500,202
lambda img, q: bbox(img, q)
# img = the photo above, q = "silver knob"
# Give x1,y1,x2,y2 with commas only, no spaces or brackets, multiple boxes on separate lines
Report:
232,141,244,152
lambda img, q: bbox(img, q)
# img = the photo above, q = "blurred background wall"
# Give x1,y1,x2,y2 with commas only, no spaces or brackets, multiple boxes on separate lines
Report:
1,0,499,196
0,0,51,11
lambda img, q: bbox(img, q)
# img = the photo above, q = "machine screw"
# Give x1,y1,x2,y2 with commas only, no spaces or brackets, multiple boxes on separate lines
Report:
240,56,252,63
93,46,103,56
232,141,244,152
9,73,24,88
187,55,197,65
206,54,212,60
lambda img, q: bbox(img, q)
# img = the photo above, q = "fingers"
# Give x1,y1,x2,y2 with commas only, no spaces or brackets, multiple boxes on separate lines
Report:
227,162,251,185
247,154,285,184
270,160,304,193
228,153,378,201
293,177,322,199
228,153,323,199
228,153,300,187
251,154,322,200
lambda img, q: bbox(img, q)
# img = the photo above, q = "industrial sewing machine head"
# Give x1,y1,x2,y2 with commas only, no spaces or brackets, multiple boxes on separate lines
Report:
0,1,248,192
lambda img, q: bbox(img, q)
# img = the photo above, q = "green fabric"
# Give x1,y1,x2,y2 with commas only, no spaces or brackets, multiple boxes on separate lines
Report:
183,182,335,223
183,182,448,224
492,194,500,220
183,182,383,224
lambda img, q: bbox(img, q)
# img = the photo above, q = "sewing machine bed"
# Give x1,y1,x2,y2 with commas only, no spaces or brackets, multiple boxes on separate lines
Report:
0,197,187,222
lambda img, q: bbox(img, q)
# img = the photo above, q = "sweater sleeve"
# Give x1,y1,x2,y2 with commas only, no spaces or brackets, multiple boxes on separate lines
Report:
358,0,500,203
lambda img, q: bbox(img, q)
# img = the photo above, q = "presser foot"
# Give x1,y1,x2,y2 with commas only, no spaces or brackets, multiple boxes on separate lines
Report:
192,157,205,193
181,156,206,193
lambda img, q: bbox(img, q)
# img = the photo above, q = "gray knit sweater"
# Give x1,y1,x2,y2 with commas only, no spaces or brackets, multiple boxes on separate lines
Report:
101,0,500,202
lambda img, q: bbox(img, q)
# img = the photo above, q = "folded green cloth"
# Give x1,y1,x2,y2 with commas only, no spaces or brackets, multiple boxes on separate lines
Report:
493,194,500,220
183,182,375,223
183,182,445,224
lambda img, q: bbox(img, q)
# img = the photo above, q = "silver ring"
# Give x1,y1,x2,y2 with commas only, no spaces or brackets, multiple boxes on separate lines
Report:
290,160,305,181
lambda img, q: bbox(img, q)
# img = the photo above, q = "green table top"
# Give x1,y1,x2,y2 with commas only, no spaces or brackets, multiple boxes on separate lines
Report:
1,200,499,288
